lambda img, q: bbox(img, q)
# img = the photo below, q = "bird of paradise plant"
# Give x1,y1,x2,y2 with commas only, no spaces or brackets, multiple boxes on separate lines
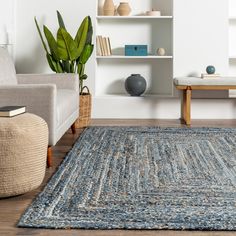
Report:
34,11,94,94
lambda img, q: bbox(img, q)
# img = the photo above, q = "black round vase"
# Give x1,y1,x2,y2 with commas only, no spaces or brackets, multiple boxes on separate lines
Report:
125,74,147,96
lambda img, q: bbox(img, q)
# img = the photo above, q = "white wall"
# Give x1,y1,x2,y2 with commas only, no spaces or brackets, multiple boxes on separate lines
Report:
174,0,229,99
0,0,15,55
174,0,228,77
7,0,236,119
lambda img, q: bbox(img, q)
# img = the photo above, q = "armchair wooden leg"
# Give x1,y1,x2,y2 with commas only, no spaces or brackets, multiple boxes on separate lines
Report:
47,146,53,168
71,122,76,134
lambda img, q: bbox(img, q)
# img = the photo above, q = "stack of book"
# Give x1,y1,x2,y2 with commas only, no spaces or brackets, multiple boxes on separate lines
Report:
96,35,112,56
0,106,26,117
201,73,221,79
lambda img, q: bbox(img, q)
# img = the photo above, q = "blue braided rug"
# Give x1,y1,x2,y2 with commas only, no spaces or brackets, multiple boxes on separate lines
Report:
18,127,236,230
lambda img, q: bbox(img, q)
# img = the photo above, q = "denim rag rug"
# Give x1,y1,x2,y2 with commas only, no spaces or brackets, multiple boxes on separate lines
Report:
18,127,236,230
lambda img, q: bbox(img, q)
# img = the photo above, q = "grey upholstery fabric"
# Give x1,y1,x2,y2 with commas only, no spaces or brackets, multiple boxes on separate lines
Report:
174,77,236,86
0,49,79,146
17,73,79,91
57,89,79,128
0,47,17,85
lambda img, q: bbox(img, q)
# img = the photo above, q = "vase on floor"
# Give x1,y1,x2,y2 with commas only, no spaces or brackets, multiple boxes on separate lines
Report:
103,0,115,16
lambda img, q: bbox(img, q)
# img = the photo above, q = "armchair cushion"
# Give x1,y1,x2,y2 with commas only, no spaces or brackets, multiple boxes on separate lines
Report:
0,47,17,85
57,89,79,128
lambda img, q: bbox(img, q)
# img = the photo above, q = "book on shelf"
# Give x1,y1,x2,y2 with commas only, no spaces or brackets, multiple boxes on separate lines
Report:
96,35,112,56
97,35,105,56
0,106,26,117
96,36,102,56
107,37,112,55
102,37,108,56
105,37,112,56
201,73,221,79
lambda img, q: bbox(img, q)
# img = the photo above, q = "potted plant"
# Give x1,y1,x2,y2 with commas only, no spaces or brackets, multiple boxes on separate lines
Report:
35,11,94,128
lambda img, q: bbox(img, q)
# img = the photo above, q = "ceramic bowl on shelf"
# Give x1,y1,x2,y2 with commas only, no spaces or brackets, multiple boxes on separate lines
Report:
146,11,161,16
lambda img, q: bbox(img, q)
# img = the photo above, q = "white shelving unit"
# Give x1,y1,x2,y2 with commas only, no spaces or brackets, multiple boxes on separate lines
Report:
96,55,173,59
95,0,173,98
228,0,236,69
228,0,236,97
97,16,173,19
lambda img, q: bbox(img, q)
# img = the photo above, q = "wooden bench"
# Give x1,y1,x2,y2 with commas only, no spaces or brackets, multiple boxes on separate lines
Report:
174,77,236,125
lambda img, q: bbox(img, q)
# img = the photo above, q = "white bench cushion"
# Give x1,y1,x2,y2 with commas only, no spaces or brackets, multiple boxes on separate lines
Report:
174,77,236,86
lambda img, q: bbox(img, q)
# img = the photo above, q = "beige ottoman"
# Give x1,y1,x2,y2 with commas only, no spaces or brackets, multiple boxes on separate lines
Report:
0,113,48,197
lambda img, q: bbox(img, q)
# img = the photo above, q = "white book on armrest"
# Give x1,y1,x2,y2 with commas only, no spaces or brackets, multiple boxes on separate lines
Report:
0,106,26,117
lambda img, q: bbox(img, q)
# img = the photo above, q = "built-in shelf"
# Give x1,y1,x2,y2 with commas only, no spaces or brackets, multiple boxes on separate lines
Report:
229,56,236,59
229,17,236,20
96,55,173,59
95,94,174,99
95,0,174,102
97,16,173,20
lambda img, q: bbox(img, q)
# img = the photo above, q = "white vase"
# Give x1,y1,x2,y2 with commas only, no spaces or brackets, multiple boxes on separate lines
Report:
103,0,115,16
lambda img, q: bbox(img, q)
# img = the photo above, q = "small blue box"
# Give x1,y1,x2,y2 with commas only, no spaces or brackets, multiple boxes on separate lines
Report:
125,45,148,56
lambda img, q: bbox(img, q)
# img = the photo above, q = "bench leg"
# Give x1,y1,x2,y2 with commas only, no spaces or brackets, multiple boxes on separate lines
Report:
182,87,192,125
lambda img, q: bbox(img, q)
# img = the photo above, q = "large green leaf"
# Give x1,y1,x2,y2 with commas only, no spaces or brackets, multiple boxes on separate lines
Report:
46,53,58,72
57,10,66,30
57,28,80,61
56,61,63,73
74,17,89,56
70,61,75,73
86,16,93,45
34,17,49,54
79,44,94,64
62,60,70,73
43,25,59,61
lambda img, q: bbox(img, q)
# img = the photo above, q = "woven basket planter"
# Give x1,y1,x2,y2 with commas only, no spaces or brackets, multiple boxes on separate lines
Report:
75,86,92,128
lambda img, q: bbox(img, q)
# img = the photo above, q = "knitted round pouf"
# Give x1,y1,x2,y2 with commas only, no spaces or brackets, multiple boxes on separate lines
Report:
0,113,48,198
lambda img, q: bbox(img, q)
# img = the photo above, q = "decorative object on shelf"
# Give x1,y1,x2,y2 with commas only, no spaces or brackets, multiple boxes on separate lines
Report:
206,65,215,74
157,47,166,56
35,11,94,128
125,45,148,56
117,2,131,16
146,10,161,16
125,74,147,96
103,0,115,16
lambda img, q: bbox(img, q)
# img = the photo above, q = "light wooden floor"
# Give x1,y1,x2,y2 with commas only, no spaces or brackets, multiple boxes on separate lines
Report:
1,119,236,236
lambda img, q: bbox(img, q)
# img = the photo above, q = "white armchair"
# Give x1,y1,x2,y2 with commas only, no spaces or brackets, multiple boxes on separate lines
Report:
0,47,79,167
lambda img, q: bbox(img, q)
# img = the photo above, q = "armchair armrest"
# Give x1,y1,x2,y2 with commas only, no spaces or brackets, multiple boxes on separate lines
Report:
17,73,79,92
0,84,57,145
